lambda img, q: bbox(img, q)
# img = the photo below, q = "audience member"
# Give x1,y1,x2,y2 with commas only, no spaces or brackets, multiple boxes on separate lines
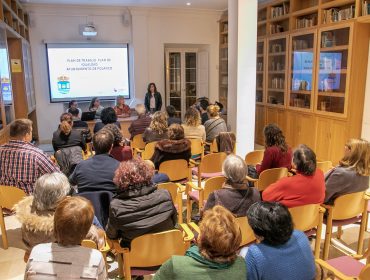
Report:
262,144,325,208
89,97,104,119
151,124,191,169
128,104,152,139
143,111,168,143
245,201,315,280
182,107,206,141
94,107,121,133
68,107,92,142
52,113,86,152
166,105,181,126
144,82,162,113
106,158,176,247
0,119,59,195
101,124,132,162
256,123,292,175
199,99,209,125
66,100,82,116
14,173,104,257
325,138,370,204
69,130,119,193
24,196,107,280
204,104,227,143
154,205,246,279
114,95,131,117
204,155,260,216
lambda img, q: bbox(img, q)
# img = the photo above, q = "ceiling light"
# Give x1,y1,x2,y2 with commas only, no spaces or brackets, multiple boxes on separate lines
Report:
186,2,191,6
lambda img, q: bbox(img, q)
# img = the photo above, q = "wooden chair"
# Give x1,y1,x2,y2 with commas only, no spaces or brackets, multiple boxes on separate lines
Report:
245,150,264,166
192,152,227,188
322,192,369,260
246,167,288,192
289,204,325,258
157,182,185,223
82,142,94,160
81,234,111,270
158,159,192,182
131,134,146,157
317,161,333,173
0,186,27,249
186,176,226,222
189,138,204,160
112,225,194,280
134,141,157,160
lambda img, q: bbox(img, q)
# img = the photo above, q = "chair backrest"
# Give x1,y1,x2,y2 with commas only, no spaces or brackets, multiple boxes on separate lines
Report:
332,191,366,220
200,152,227,173
0,186,27,209
360,264,370,280
190,138,204,158
236,216,256,246
317,161,333,173
203,176,226,200
81,239,98,249
209,139,218,153
132,134,146,150
258,167,288,191
157,182,178,205
129,229,187,267
289,204,320,232
142,141,157,160
245,150,264,166
159,159,190,181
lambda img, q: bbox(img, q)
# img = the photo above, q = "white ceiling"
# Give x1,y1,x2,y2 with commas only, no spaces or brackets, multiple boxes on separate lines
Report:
20,0,229,10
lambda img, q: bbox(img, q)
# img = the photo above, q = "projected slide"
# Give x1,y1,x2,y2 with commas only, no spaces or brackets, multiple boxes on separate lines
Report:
46,44,130,102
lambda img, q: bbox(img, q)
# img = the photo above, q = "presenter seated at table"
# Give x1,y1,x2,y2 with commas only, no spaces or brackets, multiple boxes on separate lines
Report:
66,100,82,116
114,95,131,118
145,82,162,114
89,97,104,119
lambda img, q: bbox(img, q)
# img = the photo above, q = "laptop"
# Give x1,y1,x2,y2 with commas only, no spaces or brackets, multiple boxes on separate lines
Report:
81,111,96,121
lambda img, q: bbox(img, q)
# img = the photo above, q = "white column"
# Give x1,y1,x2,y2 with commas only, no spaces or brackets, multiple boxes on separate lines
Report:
228,0,258,157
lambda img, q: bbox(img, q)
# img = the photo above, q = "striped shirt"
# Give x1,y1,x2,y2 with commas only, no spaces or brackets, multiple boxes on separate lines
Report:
0,140,59,195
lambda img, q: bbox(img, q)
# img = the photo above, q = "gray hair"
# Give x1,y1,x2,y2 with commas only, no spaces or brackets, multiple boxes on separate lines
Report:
222,155,247,184
33,173,70,211
135,104,146,115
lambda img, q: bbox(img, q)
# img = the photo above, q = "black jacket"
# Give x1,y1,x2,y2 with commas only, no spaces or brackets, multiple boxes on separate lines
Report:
52,129,86,152
105,184,177,245
144,92,162,112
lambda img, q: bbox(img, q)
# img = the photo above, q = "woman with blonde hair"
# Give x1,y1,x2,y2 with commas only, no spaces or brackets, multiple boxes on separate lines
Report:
154,205,246,279
182,107,206,141
52,113,86,152
324,138,370,204
204,104,227,142
143,111,168,143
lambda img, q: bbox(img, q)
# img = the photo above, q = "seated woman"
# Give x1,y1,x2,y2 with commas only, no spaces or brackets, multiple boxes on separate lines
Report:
52,113,86,152
182,107,206,141
93,107,121,133
256,123,292,175
101,124,132,162
151,124,191,170
244,201,315,280
204,155,260,217
204,104,227,143
114,95,131,118
262,144,325,208
325,138,370,204
166,105,181,126
105,158,177,247
14,173,104,257
25,196,107,280
154,205,246,279
89,97,104,119
142,111,168,143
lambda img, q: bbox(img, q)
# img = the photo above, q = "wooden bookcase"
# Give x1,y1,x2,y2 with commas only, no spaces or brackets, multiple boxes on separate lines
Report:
219,12,228,114
255,0,370,164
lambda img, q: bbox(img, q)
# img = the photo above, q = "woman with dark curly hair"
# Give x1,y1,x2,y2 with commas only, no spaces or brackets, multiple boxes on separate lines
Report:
154,205,246,279
105,158,177,247
256,123,292,175
93,107,121,133
245,201,315,280
262,144,325,208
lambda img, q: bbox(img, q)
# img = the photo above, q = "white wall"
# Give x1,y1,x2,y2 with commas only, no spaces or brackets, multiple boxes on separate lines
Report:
362,41,370,141
26,4,221,142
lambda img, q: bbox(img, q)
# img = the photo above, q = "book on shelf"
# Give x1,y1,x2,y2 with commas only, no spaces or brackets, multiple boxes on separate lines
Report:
363,1,370,15
270,24,285,34
296,15,317,29
323,5,355,24
271,3,290,18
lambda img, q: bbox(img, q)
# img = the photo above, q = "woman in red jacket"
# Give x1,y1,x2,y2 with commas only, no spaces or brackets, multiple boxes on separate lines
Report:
262,144,325,208
256,123,292,175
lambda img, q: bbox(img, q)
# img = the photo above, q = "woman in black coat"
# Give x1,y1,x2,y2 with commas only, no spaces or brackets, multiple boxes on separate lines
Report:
144,82,162,113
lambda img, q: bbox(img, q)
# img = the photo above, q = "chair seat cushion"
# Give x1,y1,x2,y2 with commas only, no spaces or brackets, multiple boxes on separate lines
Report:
191,167,223,178
324,216,362,227
327,256,364,277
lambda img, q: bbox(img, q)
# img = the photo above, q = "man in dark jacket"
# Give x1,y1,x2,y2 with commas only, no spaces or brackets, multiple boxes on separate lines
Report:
69,130,119,193
128,104,152,139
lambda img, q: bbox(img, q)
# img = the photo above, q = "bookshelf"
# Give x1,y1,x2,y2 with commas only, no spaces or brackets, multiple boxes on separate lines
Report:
219,12,228,114
256,39,266,104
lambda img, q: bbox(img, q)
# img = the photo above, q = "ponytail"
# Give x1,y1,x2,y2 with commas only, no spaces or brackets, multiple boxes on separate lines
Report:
60,121,72,135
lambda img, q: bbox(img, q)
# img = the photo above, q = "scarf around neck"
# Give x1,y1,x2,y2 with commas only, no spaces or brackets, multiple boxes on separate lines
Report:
185,245,232,269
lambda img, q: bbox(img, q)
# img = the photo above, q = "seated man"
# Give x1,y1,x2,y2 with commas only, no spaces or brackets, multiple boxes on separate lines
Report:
128,104,151,140
69,130,119,193
0,119,59,195
68,107,92,142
